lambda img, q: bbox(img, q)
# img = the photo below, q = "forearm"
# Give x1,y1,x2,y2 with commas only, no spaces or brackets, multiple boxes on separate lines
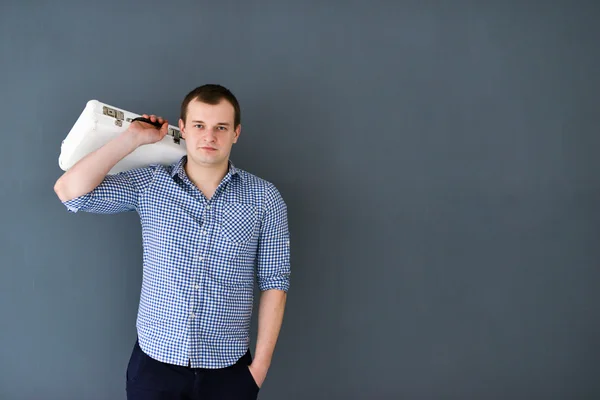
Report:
54,131,141,201
253,289,287,370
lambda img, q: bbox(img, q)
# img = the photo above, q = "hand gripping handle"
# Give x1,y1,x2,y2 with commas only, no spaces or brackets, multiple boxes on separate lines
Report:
130,116,163,128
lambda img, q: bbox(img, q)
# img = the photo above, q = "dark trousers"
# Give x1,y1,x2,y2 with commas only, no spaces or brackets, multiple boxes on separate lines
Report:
126,340,260,400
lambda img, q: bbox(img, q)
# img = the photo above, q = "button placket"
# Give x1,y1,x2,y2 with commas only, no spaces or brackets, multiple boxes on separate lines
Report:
194,203,213,322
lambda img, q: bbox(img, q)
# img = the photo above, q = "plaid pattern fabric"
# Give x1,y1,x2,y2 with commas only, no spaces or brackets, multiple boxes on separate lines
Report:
62,156,290,368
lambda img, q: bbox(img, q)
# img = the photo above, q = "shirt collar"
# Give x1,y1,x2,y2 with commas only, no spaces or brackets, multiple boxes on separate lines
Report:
171,155,240,179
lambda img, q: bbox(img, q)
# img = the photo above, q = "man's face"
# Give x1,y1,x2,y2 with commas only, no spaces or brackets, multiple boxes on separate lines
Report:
178,98,240,169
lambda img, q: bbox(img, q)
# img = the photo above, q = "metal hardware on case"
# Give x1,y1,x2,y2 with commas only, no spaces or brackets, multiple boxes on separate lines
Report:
169,128,182,144
103,105,126,127
103,106,124,121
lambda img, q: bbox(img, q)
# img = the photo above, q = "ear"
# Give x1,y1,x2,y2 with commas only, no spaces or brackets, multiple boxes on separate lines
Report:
178,118,185,138
233,124,241,143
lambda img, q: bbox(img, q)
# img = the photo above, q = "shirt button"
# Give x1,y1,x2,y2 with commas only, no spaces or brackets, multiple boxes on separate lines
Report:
190,312,195,318
195,284,201,290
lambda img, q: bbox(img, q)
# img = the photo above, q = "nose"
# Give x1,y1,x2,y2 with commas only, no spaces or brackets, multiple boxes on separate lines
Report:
202,129,217,142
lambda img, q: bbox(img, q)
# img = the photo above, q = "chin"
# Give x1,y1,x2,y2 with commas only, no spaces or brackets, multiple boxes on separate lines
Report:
190,154,224,166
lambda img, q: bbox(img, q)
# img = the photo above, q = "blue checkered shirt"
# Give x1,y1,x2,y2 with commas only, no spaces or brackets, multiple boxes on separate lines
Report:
61,156,291,368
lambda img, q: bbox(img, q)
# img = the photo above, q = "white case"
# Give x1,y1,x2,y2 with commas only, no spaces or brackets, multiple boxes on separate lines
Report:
59,100,186,174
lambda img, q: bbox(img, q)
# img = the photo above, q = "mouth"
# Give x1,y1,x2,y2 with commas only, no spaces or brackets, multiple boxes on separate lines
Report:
200,146,217,151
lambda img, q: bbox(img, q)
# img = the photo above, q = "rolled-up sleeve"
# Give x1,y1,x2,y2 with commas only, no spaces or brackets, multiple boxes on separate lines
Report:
256,183,291,292
62,167,156,214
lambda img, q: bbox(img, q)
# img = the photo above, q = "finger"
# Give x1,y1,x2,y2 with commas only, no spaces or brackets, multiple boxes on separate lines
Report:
161,120,169,135
142,114,149,118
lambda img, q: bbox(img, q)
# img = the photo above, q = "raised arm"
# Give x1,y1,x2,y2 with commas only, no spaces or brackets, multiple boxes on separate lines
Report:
54,114,169,202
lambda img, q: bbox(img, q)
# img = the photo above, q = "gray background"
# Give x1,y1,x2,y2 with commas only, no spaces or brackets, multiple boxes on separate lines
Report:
1,1,599,399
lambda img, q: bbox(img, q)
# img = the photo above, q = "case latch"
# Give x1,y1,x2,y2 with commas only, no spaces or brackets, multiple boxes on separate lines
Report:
102,106,125,127
169,128,182,144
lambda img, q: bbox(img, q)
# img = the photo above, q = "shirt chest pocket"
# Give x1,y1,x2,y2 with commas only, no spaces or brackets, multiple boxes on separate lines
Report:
217,202,260,245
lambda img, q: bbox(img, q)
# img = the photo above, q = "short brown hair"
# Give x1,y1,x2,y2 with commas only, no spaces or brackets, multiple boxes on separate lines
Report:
180,84,241,128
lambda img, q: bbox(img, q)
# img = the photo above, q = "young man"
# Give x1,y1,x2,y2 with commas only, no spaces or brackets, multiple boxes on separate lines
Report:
54,84,290,400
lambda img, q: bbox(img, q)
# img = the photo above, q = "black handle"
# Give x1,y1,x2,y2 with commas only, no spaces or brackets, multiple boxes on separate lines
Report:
130,116,163,128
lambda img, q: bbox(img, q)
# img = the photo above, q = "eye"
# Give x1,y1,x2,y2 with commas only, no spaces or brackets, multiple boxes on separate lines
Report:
217,126,227,131
194,124,203,129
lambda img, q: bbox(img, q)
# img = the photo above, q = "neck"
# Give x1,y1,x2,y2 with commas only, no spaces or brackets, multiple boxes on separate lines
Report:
184,158,230,199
